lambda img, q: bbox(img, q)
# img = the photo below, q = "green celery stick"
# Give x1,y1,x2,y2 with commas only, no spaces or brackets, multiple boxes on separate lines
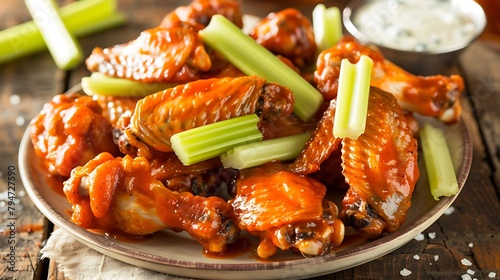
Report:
199,15,324,122
333,55,373,139
220,132,311,170
420,122,459,200
0,0,125,65
171,114,263,166
25,0,84,70
313,4,342,54
82,73,176,97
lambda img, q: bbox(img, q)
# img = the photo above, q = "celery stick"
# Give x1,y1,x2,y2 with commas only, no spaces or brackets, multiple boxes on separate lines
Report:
313,4,342,54
82,73,175,97
25,0,84,70
333,55,373,139
420,122,459,200
0,0,124,65
171,114,263,166
199,15,324,122
221,132,311,170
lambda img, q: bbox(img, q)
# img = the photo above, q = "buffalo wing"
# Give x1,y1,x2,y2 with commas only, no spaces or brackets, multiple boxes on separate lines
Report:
315,36,463,123
63,152,239,252
117,76,295,156
230,164,344,259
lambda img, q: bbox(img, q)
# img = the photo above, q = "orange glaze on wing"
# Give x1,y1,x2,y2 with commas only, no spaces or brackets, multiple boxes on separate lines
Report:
30,93,119,178
125,76,294,153
63,152,239,252
315,36,463,123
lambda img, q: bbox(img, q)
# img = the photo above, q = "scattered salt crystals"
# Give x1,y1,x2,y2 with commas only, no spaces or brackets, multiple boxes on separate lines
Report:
488,272,496,278
18,190,25,197
16,115,25,126
461,258,473,266
10,94,21,105
400,268,412,277
434,255,439,261
468,243,474,248
467,269,475,275
413,254,420,260
428,232,437,239
443,206,455,215
414,233,425,241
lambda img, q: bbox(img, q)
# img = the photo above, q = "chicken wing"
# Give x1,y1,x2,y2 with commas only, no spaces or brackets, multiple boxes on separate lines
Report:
314,36,463,123
230,163,344,259
290,87,419,238
249,8,317,69
117,76,295,156
30,93,119,177
63,152,239,253
161,0,243,30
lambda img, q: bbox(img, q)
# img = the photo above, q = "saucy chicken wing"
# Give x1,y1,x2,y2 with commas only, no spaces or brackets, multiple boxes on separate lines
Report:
249,8,317,69
63,152,239,253
30,93,119,177
315,36,463,123
161,0,243,30
290,87,419,238
118,76,295,156
230,163,344,259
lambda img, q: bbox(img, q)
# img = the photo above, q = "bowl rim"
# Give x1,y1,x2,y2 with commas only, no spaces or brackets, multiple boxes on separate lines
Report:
342,0,487,55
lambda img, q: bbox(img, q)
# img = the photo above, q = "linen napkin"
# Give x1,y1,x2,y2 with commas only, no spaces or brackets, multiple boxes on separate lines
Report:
40,228,194,280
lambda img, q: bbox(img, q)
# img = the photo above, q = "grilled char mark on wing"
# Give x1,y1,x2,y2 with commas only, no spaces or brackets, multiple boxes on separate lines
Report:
340,87,419,238
230,163,344,259
63,152,239,253
314,36,463,123
249,8,317,70
119,76,294,155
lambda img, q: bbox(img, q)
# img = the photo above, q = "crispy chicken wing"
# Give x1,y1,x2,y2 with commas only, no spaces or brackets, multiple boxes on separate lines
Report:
249,8,317,69
290,87,419,238
230,163,344,259
30,93,119,177
118,76,294,156
92,95,139,128
86,25,211,84
63,152,239,253
161,0,243,30
315,36,463,123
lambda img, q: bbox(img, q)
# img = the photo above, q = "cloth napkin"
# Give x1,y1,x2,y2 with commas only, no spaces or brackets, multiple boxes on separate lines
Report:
40,228,194,280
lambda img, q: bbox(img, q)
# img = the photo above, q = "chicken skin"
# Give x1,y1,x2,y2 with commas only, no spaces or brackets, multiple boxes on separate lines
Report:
63,152,239,253
291,87,419,238
315,36,463,123
230,163,344,259
30,93,119,177
249,8,317,69
118,76,295,156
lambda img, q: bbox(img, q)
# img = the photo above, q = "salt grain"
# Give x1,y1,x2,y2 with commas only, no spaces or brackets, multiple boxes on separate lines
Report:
488,272,496,278
414,233,425,241
468,243,473,248
461,274,472,280
413,255,420,260
461,258,473,266
434,255,439,261
16,115,25,126
467,269,475,275
400,268,412,277
428,232,436,239
10,94,21,105
443,206,455,215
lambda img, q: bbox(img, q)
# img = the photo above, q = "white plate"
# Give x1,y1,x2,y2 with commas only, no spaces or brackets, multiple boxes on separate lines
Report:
20,87,472,279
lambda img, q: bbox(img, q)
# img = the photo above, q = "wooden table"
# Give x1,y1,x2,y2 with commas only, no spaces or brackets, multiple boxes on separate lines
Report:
1,0,498,279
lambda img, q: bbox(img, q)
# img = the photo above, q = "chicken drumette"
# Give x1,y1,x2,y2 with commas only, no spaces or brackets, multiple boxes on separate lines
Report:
63,152,239,253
